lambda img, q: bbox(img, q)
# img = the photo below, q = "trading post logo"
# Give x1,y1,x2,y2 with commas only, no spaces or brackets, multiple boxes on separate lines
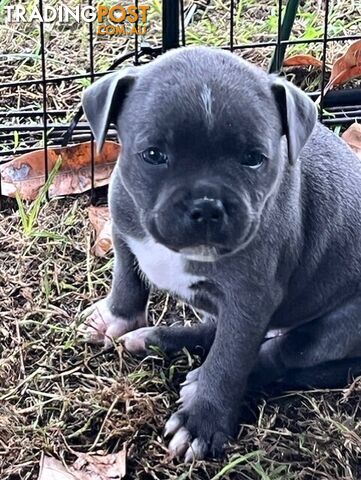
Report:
4,3,150,36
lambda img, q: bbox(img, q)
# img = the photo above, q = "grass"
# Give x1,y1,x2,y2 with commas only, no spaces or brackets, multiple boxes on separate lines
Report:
1,1,361,479
1,195,361,480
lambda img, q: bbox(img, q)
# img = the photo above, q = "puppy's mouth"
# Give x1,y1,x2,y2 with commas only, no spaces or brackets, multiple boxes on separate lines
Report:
144,213,260,262
178,245,232,262
177,217,259,262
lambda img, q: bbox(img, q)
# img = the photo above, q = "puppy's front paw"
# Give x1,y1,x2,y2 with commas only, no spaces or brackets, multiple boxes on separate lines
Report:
164,368,235,462
78,299,146,347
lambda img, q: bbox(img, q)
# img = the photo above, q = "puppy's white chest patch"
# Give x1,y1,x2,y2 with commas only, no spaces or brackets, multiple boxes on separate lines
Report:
126,236,202,300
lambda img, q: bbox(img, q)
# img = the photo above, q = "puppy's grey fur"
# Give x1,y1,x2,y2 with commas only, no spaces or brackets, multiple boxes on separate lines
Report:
82,47,361,460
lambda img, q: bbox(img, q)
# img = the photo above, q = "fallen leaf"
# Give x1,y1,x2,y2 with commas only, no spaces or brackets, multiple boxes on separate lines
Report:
116,447,127,479
38,447,127,480
73,449,127,480
38,455,75,480
0,141,120,201
342,123,361,159
326,39,361,90
88,206,113,257
283,54,323,68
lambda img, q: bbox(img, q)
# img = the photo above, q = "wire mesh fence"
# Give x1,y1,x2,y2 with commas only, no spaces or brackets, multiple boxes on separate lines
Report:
0,0,360,204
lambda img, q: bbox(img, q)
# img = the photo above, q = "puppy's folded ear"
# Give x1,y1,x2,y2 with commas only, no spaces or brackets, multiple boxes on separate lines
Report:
82,67,137,153
272,78,317,165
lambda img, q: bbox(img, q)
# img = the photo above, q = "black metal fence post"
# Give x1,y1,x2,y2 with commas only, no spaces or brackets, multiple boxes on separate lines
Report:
39,0,49,200
162,0,179,51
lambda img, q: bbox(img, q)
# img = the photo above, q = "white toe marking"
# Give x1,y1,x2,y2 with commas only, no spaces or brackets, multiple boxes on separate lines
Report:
186,368,200,383
184,438,207,463
166,368,202,459
177,368,199,408
120,326,156,353
178,382,198,409
168,427,191,458
164,414,183,438
78,298,145,346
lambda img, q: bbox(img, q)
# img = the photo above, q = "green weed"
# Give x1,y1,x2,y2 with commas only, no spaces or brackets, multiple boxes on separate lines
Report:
16,155,63,237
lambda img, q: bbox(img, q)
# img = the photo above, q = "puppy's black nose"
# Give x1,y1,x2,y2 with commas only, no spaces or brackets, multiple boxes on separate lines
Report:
189,198,225,224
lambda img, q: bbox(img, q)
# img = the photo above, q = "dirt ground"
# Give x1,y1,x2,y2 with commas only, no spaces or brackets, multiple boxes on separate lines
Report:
1,0,361,479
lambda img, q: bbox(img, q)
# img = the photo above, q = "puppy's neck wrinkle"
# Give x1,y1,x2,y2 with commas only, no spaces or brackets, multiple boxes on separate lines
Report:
259,139,296,227
110,168,146,240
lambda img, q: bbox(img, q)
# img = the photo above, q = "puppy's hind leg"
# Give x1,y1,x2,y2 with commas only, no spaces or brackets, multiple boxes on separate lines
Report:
250,298,361,388
278,357,361,388
121,319,216,357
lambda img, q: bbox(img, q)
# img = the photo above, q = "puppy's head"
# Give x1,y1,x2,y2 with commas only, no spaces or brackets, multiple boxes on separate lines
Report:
83,47,316,261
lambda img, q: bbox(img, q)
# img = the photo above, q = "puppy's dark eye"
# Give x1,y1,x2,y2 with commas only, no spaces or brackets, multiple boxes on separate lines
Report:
141,147,168,165
241,153,266,169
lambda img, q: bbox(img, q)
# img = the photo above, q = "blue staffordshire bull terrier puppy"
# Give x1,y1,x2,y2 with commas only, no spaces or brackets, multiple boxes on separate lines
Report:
79,46,361,462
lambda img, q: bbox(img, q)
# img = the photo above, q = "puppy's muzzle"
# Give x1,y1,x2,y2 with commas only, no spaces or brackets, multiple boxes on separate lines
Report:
146,182,254,255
